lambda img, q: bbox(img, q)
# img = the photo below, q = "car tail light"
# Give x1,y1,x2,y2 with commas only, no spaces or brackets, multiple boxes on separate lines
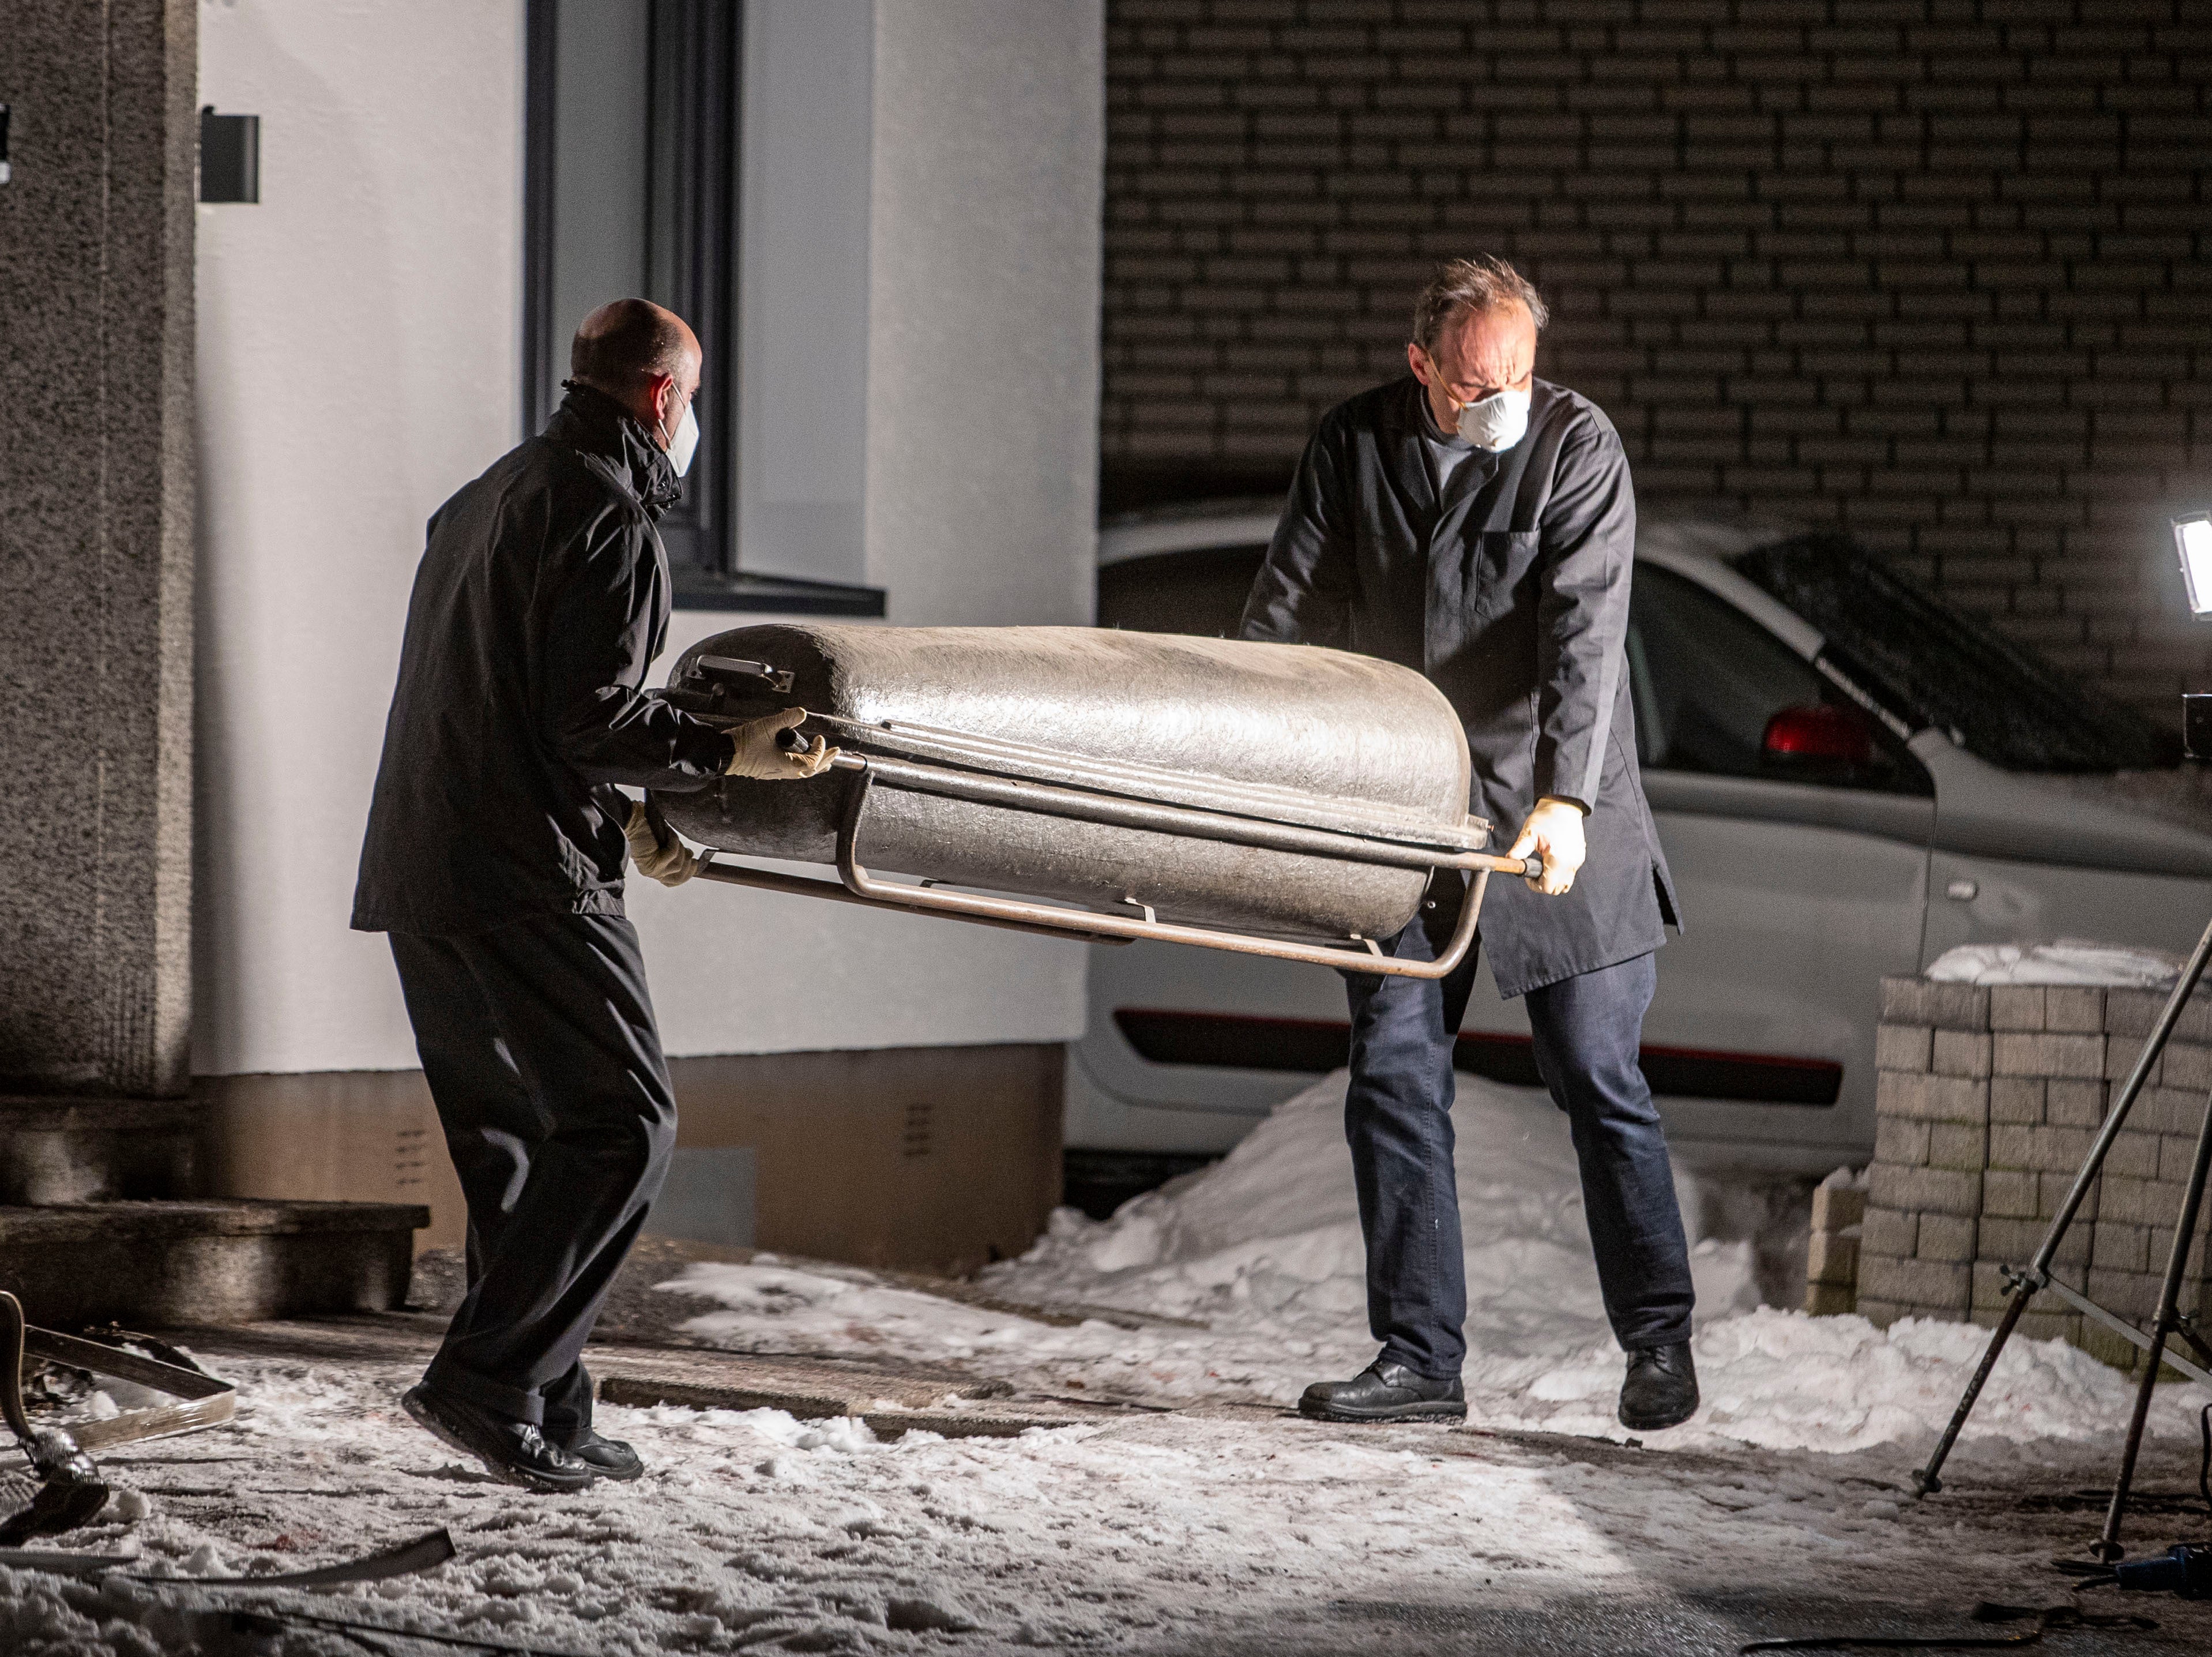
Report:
1762,703,1874,765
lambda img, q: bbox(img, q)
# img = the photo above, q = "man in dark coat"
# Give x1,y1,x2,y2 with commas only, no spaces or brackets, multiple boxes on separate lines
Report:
1240,257,1700,1432
352,299,834,1490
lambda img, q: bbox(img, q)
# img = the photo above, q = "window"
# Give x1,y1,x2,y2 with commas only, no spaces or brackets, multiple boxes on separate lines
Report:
1628,564,1932,796
1733,533,2175,773
522,0,882,615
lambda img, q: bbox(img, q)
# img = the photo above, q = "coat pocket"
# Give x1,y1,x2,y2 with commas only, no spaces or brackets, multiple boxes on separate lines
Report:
1464,529,1543,625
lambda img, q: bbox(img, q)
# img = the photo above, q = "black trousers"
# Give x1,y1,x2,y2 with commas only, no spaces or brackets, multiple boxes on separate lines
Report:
389,912,676,1429
1343,876,1696,1378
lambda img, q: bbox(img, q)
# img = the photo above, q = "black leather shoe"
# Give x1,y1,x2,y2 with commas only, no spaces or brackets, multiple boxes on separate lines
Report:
402,1385,596,1493
1299,1358,1466,1423
1618,1342,1699,1431
556,1428,644,1482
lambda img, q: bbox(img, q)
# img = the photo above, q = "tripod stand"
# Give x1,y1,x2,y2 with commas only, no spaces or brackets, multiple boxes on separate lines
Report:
1912,913,2212,1562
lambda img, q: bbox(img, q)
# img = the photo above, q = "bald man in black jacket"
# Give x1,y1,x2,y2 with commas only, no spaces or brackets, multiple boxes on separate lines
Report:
1242,260,1699,1433
353,300,833,1490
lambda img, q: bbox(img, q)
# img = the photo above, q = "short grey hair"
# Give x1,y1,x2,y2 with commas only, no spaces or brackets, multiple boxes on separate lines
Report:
1411,256,1549,351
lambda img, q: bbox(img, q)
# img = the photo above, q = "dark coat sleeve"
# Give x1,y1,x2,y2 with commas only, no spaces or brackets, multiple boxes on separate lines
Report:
1532,415,1637,810
536,505,732,790
1237,420,1356,648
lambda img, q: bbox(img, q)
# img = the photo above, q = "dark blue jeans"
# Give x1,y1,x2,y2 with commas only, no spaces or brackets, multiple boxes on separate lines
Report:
1343,876,1695,1378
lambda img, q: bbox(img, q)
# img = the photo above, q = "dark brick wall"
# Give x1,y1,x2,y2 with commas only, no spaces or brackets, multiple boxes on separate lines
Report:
1101,0,2212,713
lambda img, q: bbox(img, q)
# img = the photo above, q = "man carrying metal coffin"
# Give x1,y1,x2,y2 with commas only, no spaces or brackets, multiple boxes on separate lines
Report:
351,300,834,1492
1240,258,1700,1431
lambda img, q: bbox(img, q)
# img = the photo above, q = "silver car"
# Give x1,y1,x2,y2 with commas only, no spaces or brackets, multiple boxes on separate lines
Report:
1071,505,2211,1186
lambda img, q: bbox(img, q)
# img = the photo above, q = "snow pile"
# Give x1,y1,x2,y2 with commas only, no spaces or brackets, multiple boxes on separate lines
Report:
990,1068,1759,1353
1925,940,2182,988
667,1072,2208,1452
667,1073,1751,1416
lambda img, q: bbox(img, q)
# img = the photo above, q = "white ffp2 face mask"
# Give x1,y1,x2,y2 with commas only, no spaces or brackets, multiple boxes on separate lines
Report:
663,400,701,478
1457,388,1530,452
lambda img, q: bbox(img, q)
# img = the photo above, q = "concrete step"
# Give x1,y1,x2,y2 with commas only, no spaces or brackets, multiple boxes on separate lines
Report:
0,1094,200,1204
0,1198,427,1325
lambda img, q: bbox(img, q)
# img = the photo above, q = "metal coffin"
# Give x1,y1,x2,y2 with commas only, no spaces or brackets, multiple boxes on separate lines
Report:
651,625,1485,945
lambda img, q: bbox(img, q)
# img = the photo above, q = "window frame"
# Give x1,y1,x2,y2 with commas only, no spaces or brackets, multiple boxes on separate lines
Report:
521,0,885,618
1627,561,1932,798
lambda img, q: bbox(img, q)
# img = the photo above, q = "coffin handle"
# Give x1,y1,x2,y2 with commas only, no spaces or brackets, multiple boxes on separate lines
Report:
691,856,1137,948
819,763,1497,980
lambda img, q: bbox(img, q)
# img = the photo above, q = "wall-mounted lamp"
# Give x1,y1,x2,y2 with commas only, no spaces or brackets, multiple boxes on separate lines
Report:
2177,512,2212,758
199,106,259,203
2177,512,2212,618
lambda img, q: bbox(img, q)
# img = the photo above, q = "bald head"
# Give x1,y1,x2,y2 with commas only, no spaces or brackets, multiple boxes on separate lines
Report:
572,298,697,392
570,298,701,446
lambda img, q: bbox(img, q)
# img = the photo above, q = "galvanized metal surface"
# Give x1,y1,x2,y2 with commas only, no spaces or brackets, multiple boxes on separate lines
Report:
653,625,1484,942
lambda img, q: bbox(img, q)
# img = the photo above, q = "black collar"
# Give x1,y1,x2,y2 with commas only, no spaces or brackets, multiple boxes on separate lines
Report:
545,381,683,518
1386,378,1440,511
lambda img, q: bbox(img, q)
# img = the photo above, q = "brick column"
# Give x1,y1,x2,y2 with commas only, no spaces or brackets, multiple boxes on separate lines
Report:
1978,986,2108,1347
2090,985,2212,1369
1805,1177,1865,1317
1859,974,2212,1377
1859,979,1990,1325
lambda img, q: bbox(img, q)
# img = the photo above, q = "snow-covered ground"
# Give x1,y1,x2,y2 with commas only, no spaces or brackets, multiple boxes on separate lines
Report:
665,1073,2209,1454
4,1072,2207,1655
9,1347,2209,1657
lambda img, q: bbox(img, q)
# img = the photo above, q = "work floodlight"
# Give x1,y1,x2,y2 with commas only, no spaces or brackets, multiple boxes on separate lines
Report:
1920,508,2212,1550
2177,511,2212,616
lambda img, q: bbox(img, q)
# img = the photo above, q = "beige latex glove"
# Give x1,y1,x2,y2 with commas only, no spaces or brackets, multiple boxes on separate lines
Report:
623,801,699,887
1507,796,1586,896
723,707,839,780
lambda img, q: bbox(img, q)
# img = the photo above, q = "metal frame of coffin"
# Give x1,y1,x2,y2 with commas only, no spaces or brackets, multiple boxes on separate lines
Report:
650,626,1540,979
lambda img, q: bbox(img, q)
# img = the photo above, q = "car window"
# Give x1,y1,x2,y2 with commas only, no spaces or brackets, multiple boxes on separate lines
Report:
1732,533,2176,772
1630,563,1932,796
1096,546,1268,638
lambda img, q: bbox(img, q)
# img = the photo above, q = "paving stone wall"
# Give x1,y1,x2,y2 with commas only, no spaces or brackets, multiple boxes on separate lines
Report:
1101,0,2212,715
1804,1175,1865,1316
1860,975,2211,1373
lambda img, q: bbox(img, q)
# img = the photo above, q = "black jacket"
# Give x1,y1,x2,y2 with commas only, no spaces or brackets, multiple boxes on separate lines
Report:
351,385,731,935
1239,375,1679,998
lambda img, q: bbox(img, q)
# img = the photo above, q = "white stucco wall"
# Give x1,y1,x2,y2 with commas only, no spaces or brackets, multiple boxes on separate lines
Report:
868,0,1105,629
193,0,526,1076
193,0,1104,1075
